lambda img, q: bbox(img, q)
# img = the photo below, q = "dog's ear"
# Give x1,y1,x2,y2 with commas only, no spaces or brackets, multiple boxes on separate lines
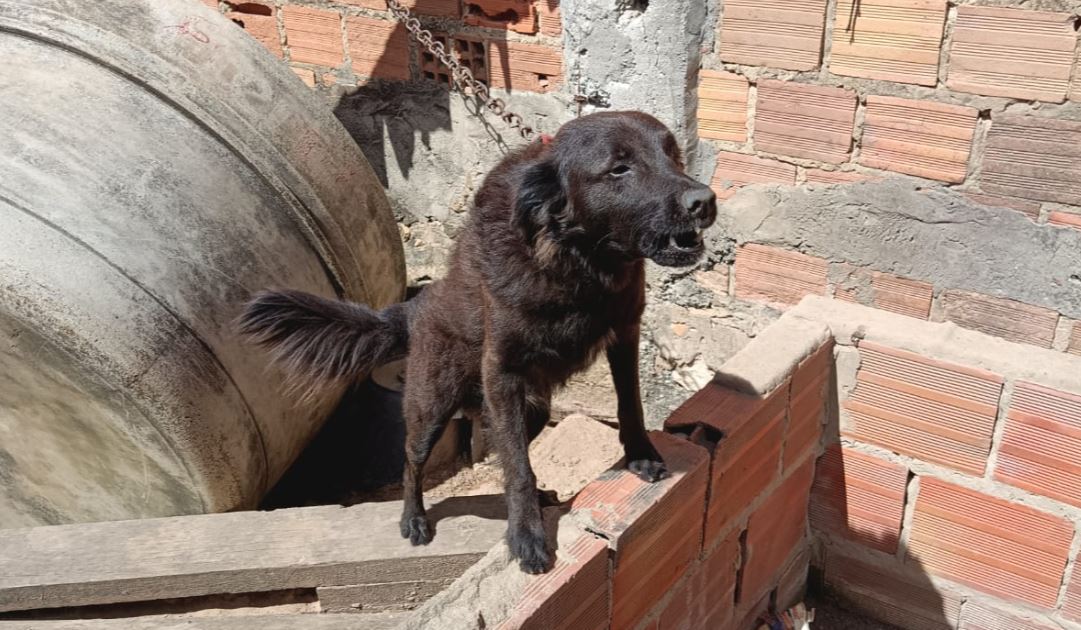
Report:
514,158,565,242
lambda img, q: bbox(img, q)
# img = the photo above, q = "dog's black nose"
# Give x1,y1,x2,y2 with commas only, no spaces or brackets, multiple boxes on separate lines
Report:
681,186,717,224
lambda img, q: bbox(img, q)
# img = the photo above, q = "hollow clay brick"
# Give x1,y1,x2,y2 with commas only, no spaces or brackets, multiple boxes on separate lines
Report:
908,476,1073,609
754,80,857,164
734,244,828,308
948,6,1075,102
830,0,947,86
859,95,977,183
843,341,1003,475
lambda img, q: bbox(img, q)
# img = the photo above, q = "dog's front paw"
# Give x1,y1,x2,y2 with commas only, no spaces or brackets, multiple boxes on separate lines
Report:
627,457,668,483
508,525,552,574
400,514,433,546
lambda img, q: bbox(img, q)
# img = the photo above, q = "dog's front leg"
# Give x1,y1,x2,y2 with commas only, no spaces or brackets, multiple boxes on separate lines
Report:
608,322,667,482
482,346,551,574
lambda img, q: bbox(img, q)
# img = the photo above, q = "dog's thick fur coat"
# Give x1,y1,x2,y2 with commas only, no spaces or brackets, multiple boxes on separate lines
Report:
239,111,716,573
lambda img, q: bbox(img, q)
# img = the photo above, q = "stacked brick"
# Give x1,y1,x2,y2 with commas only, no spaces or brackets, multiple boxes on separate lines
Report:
492,333,834,629
701,0,1081,356
808,314,1081,629
202,0,563,92
499,304,1081,630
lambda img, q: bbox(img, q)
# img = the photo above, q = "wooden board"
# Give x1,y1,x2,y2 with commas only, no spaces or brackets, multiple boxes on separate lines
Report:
0,612,410,630
0,497,506,613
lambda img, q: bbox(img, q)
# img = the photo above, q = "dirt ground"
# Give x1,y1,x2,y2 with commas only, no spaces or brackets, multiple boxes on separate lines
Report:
806,596,899,629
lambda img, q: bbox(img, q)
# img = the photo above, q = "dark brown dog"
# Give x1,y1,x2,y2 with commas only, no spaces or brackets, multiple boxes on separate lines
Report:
238,111,717,573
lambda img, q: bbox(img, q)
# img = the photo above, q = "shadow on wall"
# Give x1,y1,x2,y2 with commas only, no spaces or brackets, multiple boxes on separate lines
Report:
329,21,518,193
809,372,952,629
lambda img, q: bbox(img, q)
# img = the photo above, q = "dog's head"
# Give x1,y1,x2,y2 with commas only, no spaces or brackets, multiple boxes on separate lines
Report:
514,111,717,268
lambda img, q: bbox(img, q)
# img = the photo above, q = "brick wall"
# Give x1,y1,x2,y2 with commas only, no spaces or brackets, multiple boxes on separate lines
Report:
480,323,835,629
786,297,1081,630
697,0,1081,357
203,0,563,92
495,295,1081,630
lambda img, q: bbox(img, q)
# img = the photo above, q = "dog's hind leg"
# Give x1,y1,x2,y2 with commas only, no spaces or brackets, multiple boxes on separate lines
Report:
399,354,469,546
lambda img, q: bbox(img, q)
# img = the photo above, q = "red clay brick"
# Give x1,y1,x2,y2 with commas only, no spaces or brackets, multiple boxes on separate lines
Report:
908,476,1073,609
995,381,1081,508
835,267,933,320
707,402,785,544
824,550,963,630
420,34,487,87
963,192,1041,221
810,445,908,554
1049,211,1081,231
694,268,730,297
754,81,857,164
345,17,409,81
775,548,810,611
666,381,790,546
959,601,1059,630
804,169,874,185
1065,558,1081,622
948,6,1075,103
404,0,461,17
785,340,833,470
282,6,343,67
830,0,947,86
497,531,609,630
657,530,739,630
740,458,815,602
844,342,1003,475
344,0,457,13
290,66,316,88
718,0,828,71
572,432,709,630
981,115,1081,205
202,0,219,9
227,5,282,58
1070,322,1081,357
711,152,797,200
488,41,562,93
697,70,749,143
465,0,537,34
937,290,1059,349
537,0,561,37
859,96,977,183
734,244,828,308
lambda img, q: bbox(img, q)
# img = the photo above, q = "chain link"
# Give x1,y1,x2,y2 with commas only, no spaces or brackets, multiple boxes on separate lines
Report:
384,0,539,141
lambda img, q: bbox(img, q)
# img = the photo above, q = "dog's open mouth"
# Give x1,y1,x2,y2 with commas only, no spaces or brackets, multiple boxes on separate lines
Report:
669,230,703,251
646,228,706,267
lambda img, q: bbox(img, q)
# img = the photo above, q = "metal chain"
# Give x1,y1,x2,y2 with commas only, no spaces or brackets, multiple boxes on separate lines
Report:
384,0,540,141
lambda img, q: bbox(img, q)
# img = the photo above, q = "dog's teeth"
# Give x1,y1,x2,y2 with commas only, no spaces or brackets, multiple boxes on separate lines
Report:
669,235,678,249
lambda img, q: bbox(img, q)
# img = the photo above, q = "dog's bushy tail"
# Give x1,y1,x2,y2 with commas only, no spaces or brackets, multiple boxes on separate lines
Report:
237,289,413,397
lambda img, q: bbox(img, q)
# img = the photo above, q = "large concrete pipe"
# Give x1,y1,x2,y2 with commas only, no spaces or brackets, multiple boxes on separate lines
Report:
0,0,405,527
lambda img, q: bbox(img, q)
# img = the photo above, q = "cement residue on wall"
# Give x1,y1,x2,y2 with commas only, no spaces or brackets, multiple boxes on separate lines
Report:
721,179,1081,319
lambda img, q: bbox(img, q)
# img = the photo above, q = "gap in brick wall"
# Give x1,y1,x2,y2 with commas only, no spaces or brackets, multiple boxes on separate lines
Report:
617,0,648,13
734,528,749,605
228,2,271,15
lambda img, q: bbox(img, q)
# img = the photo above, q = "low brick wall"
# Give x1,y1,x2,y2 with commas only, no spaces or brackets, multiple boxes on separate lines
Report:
788,298,1081,629
433,296,1081,630
411,312,834,630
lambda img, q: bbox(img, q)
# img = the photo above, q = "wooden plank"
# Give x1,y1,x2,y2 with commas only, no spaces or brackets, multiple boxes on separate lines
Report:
0,612,411,630
0,497,506,613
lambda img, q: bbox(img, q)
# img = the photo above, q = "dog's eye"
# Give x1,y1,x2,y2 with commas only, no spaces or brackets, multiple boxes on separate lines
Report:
609,165,631,177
